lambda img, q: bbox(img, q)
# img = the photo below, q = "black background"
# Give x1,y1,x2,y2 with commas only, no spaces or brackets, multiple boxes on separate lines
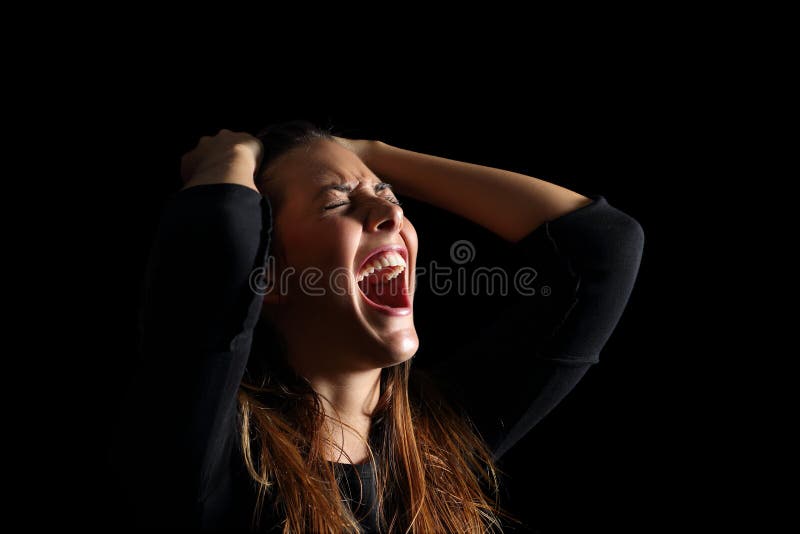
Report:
68,78,695,533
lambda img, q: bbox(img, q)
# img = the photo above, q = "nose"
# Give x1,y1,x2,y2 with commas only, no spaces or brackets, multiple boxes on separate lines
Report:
365,198,403,233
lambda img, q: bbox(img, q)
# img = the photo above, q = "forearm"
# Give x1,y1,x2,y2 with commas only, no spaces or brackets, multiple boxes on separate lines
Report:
365,141,592,242
134,183,271,495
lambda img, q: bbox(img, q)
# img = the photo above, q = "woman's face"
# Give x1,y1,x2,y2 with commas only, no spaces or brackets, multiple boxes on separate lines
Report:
262,138,419,372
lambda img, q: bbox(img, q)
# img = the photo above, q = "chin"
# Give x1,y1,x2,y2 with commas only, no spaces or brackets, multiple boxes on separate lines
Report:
376,328,419,367
349,324,417,370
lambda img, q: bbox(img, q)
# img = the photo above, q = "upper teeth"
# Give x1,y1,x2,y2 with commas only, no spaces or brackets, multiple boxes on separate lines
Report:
356,251,407,283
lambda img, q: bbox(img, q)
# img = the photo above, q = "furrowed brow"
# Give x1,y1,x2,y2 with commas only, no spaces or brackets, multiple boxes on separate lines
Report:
317,183,354,197
315,181,394,198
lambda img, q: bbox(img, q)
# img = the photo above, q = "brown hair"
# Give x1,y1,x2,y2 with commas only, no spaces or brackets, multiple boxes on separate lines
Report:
237,120,519,532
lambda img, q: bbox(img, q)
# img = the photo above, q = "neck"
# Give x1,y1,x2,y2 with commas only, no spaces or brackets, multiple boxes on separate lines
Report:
287,347,382,464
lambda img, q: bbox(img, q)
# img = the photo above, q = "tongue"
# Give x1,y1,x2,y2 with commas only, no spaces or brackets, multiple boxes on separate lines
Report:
358,271,405,308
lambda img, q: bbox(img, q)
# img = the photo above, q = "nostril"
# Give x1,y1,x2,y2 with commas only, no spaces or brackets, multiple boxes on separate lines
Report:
376,219,395,231
368,201,403,233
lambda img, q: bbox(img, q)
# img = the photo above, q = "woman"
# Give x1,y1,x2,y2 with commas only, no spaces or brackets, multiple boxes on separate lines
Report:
120,121,644,532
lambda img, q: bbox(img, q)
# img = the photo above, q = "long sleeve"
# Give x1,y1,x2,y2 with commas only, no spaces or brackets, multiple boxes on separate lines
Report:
119,183,272,528
425,195,645,462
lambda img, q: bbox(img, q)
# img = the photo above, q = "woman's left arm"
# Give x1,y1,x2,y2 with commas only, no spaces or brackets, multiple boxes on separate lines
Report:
347,140,593,241
340,138,645,461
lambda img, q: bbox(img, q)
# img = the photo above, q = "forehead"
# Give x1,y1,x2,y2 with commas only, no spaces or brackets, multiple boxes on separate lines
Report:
276,139,378,191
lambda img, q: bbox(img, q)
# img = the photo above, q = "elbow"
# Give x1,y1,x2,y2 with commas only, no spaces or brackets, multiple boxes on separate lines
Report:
613,213,646,276
623,214,645,256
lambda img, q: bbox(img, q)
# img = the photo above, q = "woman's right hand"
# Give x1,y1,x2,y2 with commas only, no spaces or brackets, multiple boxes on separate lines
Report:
180,129,263,192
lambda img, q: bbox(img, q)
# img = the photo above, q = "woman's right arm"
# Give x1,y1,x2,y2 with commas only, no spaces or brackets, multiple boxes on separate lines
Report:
118,131,272,528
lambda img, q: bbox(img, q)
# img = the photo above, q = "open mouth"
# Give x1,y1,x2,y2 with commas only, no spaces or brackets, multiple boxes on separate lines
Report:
355,247,412,316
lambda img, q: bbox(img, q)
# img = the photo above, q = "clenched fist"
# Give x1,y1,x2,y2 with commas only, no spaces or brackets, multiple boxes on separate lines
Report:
180,129,263,192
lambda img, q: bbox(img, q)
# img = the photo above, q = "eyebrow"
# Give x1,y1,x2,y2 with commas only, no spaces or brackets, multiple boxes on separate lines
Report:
316,182,393,198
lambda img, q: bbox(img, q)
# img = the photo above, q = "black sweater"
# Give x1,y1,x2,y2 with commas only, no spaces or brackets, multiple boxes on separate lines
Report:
118,183,644,531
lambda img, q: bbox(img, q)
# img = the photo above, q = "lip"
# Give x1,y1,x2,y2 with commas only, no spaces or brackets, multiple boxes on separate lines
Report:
355,244,412,317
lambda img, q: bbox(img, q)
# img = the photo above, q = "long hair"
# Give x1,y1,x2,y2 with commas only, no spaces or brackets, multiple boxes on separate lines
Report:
237,120,518,532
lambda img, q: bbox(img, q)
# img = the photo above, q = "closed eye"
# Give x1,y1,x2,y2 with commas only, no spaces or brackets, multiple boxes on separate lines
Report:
324,195,401,210
324,201,351,210
319,181,400,210
376,183,401,206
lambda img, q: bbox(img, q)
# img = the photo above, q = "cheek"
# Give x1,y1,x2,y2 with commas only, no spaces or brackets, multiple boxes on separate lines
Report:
402,219,419,263
280,218,360,269
402,218,419,294
403,219,418,250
